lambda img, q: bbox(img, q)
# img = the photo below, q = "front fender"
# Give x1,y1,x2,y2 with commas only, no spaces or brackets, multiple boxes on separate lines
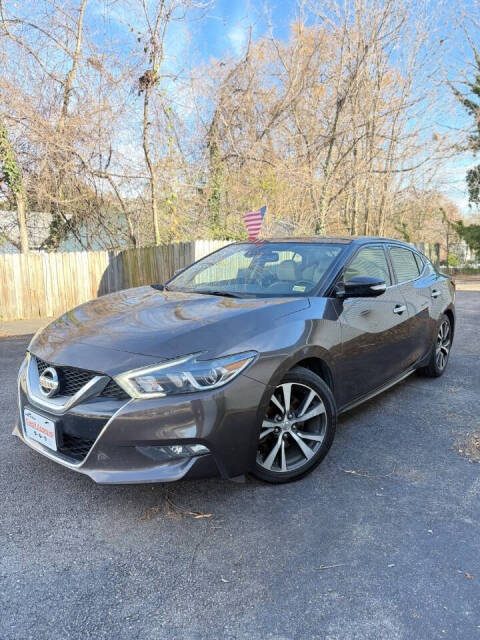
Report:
243,297,341,399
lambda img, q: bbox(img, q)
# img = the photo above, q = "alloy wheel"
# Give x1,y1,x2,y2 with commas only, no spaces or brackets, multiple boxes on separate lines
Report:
256,382,327,473
435,319,451,371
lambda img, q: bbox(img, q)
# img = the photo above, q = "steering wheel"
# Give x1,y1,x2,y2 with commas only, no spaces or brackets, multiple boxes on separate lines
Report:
259,272,276,287
246,269,275,287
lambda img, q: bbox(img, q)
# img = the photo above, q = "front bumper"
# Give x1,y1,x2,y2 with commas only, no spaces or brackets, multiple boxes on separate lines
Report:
15,355,269,484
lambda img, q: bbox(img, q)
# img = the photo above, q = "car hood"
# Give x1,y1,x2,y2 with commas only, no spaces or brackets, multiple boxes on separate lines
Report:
30,286,309,374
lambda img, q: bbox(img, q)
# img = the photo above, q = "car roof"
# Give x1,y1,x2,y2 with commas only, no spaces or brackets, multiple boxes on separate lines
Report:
236,236,414,248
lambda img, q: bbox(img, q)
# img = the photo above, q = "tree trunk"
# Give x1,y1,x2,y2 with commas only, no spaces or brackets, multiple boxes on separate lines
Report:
42,0,88,250
315,97,343,234
105,174,137,247
58,0,88,132
207,111,223,236
143,88,160,245
0,121,29,252
16,190,29,253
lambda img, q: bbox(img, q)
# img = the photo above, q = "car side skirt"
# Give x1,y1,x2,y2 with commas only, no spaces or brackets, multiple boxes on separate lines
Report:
338,368,415,414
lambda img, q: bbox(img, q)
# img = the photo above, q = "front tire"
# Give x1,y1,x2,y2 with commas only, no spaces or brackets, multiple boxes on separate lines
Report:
252,367,337,483
417,314,452,378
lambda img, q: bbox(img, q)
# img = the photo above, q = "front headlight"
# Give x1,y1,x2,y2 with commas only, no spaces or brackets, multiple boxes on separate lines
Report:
114,351,257,398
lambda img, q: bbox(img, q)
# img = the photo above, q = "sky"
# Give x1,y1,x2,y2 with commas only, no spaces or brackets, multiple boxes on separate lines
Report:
84,0,479,217
195,0,291,58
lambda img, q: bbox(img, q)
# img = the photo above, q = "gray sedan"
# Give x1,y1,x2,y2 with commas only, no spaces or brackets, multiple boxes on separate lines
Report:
14,237,455,483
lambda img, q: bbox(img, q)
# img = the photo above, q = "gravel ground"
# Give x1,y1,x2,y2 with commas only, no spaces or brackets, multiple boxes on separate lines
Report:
1,291,479,640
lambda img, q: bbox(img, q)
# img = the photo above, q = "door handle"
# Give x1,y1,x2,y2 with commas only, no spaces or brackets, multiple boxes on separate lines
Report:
431,289,441,299
393,304,406,315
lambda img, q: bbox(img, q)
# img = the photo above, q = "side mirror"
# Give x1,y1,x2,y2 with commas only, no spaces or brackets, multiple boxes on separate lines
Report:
336,276,386,299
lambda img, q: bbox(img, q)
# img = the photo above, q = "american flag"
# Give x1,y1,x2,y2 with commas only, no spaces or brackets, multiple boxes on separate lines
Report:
243,206,266,240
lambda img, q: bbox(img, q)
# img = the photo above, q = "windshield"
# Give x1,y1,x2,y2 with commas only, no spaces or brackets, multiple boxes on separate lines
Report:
166,242,345,298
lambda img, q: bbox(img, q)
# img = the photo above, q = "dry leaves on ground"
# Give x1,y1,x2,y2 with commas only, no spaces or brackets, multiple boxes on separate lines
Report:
456,431,480,464
140,492,213,521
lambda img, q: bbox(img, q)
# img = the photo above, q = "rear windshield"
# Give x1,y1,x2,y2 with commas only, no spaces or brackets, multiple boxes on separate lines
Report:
166,242,344,298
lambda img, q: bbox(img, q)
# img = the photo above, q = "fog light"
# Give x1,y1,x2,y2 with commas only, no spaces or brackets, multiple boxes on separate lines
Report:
169,445,184,456
137,444,209,462
188,444,209,454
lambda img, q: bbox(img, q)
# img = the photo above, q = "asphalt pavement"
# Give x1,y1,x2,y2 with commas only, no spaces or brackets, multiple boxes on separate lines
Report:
1,291,479,640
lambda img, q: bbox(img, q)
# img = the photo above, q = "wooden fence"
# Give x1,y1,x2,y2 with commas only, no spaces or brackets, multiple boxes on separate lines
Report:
0,240,228,321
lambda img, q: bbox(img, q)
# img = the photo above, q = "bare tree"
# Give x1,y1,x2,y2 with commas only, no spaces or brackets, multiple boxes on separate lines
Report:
136,0,210,244
0,121,28,251
0,0,467,251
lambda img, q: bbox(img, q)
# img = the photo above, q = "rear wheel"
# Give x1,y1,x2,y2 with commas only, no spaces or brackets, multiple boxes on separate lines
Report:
252,367,336,483
417,314,452,377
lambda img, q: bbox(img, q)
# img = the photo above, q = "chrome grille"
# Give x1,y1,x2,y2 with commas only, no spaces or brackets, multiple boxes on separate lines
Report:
101,378,130,399
35,357,129,400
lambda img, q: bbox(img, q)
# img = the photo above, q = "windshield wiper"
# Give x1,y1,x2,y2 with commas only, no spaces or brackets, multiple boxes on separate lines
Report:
195,290,243,298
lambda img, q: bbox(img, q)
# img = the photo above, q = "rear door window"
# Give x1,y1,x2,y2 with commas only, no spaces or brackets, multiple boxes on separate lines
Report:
389,247,420,283
344,246,392,285
413,253,424,273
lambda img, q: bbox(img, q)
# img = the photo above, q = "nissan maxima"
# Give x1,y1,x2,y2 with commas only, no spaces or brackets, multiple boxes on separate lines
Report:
14,237,455,484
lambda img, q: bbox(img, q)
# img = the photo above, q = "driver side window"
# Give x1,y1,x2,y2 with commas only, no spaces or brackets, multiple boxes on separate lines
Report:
344,247,391,286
